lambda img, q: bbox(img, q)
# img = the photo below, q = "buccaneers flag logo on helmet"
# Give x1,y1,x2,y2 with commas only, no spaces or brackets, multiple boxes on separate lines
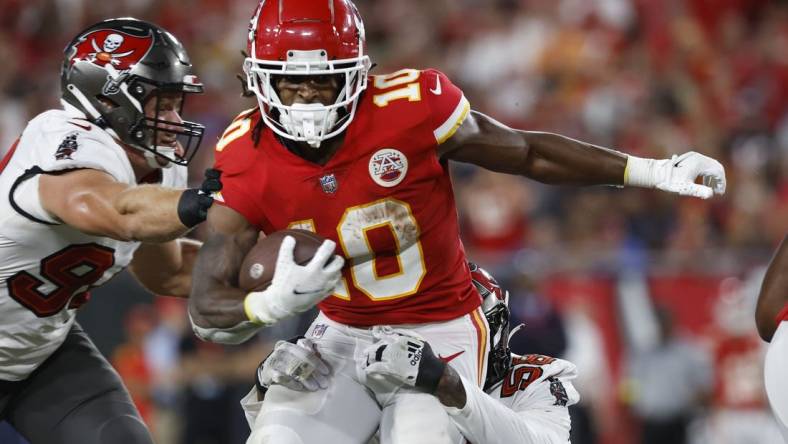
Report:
67,29,154,71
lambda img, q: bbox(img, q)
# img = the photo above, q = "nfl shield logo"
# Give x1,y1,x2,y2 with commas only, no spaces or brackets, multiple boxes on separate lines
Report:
319,174,338,194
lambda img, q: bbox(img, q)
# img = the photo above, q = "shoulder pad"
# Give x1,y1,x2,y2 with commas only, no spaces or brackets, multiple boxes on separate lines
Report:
24,110,133,184
214,110,262,171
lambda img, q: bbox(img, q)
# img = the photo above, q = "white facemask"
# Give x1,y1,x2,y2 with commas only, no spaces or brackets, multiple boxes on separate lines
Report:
278,103,338,148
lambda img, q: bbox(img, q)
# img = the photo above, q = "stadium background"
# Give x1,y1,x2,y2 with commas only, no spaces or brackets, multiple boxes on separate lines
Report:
1,0,786,443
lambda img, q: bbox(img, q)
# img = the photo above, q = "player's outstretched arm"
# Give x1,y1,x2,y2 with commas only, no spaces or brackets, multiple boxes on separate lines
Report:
128,238,202,297
361,335,573,444
39,168,218,242
756,234,788,342
442,372,573,444
440,110,726,199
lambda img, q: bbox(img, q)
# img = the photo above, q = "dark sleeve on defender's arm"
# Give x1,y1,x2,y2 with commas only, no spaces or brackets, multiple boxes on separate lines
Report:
440,110,627,186
188,228,258,328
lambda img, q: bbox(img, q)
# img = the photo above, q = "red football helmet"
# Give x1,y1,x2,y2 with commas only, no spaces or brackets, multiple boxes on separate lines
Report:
244,0,372,148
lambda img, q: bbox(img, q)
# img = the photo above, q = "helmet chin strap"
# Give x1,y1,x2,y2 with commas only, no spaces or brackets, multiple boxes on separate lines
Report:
278,103,338,148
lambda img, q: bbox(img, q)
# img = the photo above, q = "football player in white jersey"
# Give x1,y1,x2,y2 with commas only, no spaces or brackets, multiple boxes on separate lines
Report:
241,264,579,444
0,18,218,444
755,234,788,441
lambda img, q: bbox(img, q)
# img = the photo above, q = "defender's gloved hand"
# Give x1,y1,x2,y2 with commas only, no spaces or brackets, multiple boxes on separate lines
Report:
625,152,726,199
244,236,344,325
360,334,446,394
177,168,222,227
256,337,330,396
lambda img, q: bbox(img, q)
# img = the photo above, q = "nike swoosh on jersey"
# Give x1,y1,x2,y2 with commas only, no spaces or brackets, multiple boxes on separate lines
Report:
438,350,464,363
430,74,442,95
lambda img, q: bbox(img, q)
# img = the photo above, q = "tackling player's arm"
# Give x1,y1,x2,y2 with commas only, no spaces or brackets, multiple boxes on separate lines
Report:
439,369,574,444
39,169,215,242
322,334,577,444
367,335,577,444
755,234,788,342
439,110,726,198
128,238,202,298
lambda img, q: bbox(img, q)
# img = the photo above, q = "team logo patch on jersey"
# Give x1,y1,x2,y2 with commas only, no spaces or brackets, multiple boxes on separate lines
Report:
319,174,338,194
369,148,408,188
548,377,569,406
55,133,79,160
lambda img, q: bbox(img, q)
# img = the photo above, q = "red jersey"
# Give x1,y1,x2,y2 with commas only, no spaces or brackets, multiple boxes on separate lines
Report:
214,69,481,326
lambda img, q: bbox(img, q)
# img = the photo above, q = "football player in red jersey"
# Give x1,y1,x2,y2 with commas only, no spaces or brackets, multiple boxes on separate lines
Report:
187,1,726,442
0,18,219,444
756,235,788,440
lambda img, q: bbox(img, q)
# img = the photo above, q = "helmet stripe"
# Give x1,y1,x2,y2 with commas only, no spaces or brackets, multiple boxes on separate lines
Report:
471,308,490,387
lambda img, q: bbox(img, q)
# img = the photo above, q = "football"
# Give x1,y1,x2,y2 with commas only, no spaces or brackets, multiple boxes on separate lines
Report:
238,229,329,292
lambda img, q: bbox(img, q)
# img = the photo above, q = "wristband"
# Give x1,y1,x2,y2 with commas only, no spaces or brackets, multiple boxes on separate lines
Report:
177,188,213,227
243,292,265,324
623,156,656,188
414,343,447,394
243,291,285,326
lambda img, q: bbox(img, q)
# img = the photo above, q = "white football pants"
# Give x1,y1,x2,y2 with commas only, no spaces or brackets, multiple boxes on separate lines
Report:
248,309,490,444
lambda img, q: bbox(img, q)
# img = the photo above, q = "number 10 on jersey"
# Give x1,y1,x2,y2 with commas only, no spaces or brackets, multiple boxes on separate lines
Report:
289,198,426,302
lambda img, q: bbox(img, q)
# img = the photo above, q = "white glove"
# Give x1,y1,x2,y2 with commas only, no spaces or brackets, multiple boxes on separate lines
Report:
360,334,446,393
257,338,330,392
625,151,726,199
244,235,344,325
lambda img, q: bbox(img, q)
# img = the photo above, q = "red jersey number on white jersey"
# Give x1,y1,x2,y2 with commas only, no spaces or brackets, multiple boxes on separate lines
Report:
7,243,115,317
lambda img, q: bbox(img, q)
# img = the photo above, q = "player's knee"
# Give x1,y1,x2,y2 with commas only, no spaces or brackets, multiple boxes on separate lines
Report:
97,414,153,444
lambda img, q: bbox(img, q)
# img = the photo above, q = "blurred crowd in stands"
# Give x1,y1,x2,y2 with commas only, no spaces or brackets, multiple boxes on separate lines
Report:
1,0,786,443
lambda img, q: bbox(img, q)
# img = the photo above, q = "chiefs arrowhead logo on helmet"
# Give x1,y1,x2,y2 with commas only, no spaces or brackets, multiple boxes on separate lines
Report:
67,29,154,71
